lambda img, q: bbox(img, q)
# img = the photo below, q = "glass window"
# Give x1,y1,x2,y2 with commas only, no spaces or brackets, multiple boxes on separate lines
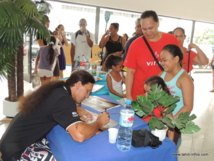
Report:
159,16,193,47
193,22,214,60
98,8,140,42
47,1,96,43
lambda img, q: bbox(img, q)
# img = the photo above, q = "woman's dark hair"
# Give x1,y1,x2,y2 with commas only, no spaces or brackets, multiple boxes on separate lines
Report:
123,33,129,41
110,23,119,30
145,76,170,94
162,44,183,67
141,10,159,22
103,55,123,72
173,27,185,35
56,24,63,31
19,70,95,115
47,36,56,65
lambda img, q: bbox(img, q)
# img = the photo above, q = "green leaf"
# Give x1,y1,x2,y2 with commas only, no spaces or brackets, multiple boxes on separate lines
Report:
180,121,201,134
132,84,200,134
161,115,175,128
148,118,165,130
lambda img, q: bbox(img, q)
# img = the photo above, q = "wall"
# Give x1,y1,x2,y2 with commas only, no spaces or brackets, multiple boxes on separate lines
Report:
61,0,214,23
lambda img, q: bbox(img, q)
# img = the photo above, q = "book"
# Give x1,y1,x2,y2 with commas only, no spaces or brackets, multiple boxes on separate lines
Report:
82,96,120,112
85,110,118,130
91,84,104,93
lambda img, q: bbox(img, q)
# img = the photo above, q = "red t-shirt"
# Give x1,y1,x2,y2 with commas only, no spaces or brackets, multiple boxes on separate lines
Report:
182,47,197,72
123,33,180,100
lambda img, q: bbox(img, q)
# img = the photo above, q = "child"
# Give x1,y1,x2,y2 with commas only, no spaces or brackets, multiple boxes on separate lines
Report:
142,76,170,123
103,55,126,105
143,75,175,143
34,36,58,85
159,44,194,148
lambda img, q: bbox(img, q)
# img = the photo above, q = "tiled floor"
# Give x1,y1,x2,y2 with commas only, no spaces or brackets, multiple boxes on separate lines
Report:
0,69,214,161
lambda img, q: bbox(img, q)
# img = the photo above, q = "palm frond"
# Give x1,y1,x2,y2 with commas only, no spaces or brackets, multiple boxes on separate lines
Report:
0,1,25,27
25,16,50,40
14,0,39,18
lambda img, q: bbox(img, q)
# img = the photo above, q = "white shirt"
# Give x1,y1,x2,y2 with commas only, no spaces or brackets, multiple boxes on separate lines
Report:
71,31,95,60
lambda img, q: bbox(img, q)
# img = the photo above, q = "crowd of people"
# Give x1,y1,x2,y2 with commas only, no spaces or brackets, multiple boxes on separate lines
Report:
0,10,211,160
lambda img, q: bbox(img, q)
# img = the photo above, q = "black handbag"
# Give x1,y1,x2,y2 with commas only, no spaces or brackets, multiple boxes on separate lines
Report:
132,129,162,149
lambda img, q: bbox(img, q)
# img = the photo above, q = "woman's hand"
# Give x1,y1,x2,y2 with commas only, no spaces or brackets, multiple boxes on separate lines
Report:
188,43,198,50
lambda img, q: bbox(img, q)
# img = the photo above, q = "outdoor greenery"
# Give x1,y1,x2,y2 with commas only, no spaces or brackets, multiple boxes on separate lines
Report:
0,0,50,101
132,84,200,134
194,28,214,45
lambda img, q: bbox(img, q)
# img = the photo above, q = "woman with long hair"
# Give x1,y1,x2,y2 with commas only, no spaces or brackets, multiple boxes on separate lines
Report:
55,24,69,79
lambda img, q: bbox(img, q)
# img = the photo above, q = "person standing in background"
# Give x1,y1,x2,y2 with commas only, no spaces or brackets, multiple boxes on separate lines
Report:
37,15,52,47
55,24,69,79
37,16,60,79
123,10,180,101
99,23,126,64
173,27,208,73
122,18,143,61
122,33,129,41
34,36,58,85
70,19,95,70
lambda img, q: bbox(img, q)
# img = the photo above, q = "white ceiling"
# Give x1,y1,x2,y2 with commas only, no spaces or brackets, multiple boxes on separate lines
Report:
60,0,214,23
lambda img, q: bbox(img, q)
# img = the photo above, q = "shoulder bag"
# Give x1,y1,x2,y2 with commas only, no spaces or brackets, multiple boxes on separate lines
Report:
142,36,164,71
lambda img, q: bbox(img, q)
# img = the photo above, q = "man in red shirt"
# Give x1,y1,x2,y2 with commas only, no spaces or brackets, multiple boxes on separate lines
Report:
124,10,180,100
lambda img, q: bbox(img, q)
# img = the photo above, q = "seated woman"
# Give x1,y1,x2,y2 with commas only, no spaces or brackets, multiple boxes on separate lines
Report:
99,23,126,64
159,44,194,148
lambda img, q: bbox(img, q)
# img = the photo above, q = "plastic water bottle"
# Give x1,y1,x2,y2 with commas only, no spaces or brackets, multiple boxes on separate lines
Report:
117,100,134,152
85,56,90,70
31,73,41,88
79,55,86,70
73,56,80,71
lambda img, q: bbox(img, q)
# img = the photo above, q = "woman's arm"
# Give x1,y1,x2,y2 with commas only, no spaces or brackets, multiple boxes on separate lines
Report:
122,71,126,85
173,73,194,119
106,74,126,98
34,52,41,73
99,31,109,48
208,55,214,66
62,34,69,46
126,68,135,101
190,43,209,65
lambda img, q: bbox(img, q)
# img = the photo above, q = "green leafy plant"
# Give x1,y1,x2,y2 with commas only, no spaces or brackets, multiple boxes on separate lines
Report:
0,0,50,102
132,84,200,134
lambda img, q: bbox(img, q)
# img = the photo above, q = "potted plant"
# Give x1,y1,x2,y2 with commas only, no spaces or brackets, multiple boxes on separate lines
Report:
0,0,50,117
132,84,200,140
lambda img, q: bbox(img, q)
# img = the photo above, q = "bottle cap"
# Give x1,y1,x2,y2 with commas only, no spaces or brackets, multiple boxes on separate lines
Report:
125,100,132,104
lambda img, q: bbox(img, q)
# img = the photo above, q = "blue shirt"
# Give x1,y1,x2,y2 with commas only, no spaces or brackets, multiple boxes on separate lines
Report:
160,69,185,115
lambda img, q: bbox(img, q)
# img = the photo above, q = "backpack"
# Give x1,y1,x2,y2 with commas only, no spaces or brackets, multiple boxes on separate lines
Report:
75,30,90,39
